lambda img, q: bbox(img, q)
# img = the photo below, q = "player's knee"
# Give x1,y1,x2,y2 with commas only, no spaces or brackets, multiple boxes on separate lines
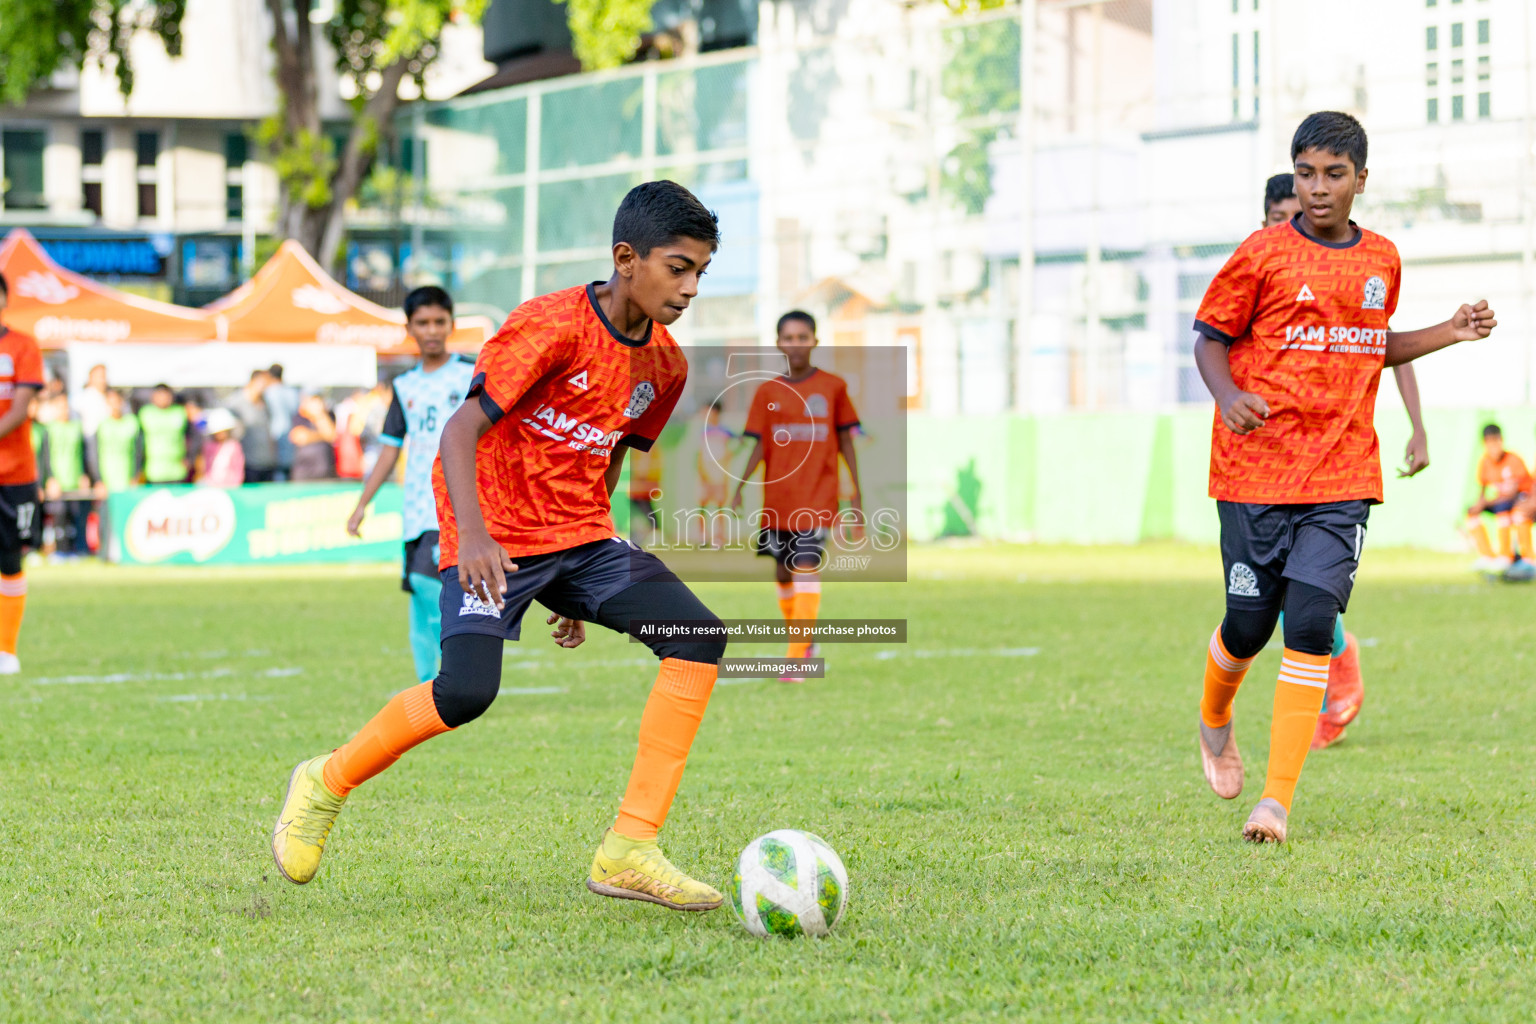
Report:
1281,582,1340,656
1219,605,1276,660
431,633,503,727
656,615,727,664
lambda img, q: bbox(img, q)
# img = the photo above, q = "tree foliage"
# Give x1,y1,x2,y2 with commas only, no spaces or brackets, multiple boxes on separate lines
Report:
940,13,1020,216
554,0,655,71
0,0,185,105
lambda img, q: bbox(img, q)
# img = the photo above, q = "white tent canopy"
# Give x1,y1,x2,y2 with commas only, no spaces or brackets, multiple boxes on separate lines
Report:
66,342,378,394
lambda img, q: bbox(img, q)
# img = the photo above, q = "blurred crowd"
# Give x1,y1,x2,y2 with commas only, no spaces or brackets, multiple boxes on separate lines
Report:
32,362,399,557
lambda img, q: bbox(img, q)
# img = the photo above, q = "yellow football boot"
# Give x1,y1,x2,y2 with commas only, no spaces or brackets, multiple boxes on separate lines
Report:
271,754,347,884
586,829,723,911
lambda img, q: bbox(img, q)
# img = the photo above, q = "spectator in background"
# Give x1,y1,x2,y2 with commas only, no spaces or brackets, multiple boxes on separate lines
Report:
289,394,338,481
227,370,277,483
75,364,110,440
265,363,299,481
139,384,190,485
198,408,245,488
37,393,93,556
357,377,393,476
331,388,367,479
183,394,208,482
91,390,143,494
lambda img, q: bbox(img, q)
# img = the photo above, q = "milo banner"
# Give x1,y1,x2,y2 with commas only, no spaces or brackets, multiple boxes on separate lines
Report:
104,483,403,566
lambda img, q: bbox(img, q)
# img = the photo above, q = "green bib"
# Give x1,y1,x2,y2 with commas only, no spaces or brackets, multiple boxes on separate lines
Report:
139,404,187,483
45,419,87,491
97,415,141,492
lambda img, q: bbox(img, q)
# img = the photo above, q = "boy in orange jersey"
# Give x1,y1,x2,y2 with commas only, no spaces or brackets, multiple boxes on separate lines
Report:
1262,172,1435,751
1194,112,1497,843
272,181,732,911
1465,423,1530,571
0,273,43,675
730,311,862,682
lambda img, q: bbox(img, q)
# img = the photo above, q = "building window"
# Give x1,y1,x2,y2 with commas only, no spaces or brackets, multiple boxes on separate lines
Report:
1478,92,1490,118
1451,59,1464,84
1451,22,1463,46
1426,62,1439,86
225,132,246,222
1452,94,1464,119
1,129,47,210
1477,19,1489,44
80,127,104,218
1478,55,1490,81
135,130,159,220
1426,0,1436,6
1427,26,1438,50
1427,97,1439,122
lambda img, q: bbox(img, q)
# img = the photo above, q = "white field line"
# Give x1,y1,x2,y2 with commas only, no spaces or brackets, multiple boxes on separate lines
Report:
30,666,304,686
874,647,1040,660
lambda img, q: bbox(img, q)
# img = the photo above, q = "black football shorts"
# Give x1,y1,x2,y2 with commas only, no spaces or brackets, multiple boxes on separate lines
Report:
0,483,40,554
1217,500,1370,611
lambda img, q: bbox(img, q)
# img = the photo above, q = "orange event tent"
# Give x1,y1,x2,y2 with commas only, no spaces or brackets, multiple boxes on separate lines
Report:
205,240,493,355
0,228,214,348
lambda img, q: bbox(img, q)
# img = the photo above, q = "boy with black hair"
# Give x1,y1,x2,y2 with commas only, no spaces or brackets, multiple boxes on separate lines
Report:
0,271,44,673
1466,423,1530,571
1194,111,1497,843
139,384,189,484
1260,171,1432,750
347,285,476,685
731,310,862,682
275,180,731,912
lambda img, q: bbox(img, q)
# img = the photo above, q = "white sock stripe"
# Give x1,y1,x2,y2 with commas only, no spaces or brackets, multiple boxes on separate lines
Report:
793,580,822,594
1280,657,1329,673
1278,671,1329,689
0,578,27,597
1208,631,1254,671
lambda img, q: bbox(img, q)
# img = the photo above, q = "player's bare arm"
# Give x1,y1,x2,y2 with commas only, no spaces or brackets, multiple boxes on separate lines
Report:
1193,336,1269,434
440,398,518,607
346,443,402,536
1392,364,1429,477
1383,300,1497,367
837,426,863,525
0,384,38,441
730,437,767,509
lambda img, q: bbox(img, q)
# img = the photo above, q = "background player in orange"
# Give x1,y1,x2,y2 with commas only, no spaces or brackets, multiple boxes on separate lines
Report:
1193,112,1496,844
1262,172,1433,750
730,311,862,682
0,273,44,675
1465,423,1531,571
272,181,732,912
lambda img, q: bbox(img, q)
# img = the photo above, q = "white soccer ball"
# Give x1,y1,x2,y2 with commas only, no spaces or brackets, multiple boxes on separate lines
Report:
728,829,848,937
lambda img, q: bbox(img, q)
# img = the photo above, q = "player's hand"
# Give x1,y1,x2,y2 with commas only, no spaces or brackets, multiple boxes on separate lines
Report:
546,613,586,648
92,480,108,500
346,504,366,538
1219,392,1270,435
1450,300,1497,342
44,479,62,501
457,529,518,609
730,486,744,511
1398,430,1430,478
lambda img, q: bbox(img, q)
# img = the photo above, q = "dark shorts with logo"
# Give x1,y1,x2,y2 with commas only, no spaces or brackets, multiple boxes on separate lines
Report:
401,530,441,592
0,483,41,553
439,536,675,641
756,528,826,571
1218,500,1371,611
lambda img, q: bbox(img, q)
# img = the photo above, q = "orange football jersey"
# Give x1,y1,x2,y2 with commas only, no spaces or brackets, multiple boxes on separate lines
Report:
1196,216,1401,504
743,367,860,530
1477,451,1530,499
434,284,687,564
0,327,44,485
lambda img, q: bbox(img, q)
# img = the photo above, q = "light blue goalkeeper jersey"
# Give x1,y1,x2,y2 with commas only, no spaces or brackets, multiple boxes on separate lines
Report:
382,354,477,541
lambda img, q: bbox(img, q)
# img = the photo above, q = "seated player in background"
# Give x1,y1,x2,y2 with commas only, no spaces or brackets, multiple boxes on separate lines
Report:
90,389,144,494
1194,112,1496,844
731,311,862,682
1464,423,1530,571
273,181,731,912
1262,172,1434,750
347,286,476,686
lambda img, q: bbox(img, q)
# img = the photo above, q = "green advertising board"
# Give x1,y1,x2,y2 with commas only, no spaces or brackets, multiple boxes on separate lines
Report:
104,483,404,566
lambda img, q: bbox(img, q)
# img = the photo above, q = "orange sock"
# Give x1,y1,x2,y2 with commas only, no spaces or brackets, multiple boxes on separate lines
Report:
1497,516,1514,559
1519,518,1533,561
0,573,26,655
787,578,821,658
1467,517,1495,557
1261,650,1329,811
613,658,717,840
322,682,452,796
776,582,795,621
1200,626,1255,728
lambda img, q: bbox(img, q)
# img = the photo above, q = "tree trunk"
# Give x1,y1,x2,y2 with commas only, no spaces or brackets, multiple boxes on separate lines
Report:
318,58,411,276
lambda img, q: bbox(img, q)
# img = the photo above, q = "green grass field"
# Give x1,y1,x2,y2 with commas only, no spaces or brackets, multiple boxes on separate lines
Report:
4,544,1533,1022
